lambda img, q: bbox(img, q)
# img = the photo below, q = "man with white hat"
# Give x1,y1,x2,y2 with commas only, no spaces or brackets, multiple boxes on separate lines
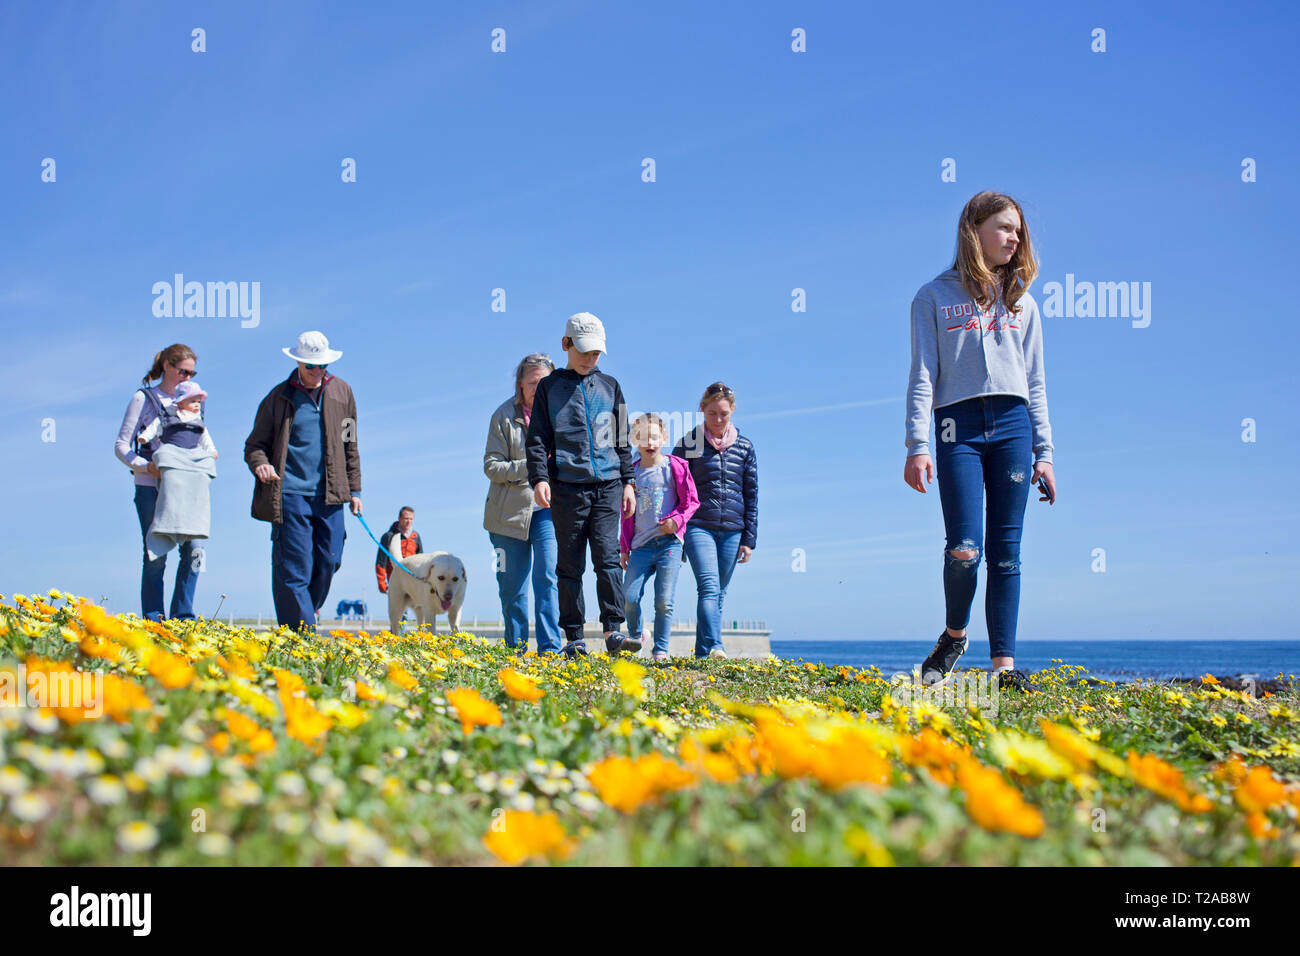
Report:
244,331,363,630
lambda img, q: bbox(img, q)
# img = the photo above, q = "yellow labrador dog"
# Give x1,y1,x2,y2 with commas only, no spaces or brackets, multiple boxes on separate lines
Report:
386,550,467,634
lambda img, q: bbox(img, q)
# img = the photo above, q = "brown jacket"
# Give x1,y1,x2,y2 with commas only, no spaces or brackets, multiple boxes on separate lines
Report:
243,373,361,523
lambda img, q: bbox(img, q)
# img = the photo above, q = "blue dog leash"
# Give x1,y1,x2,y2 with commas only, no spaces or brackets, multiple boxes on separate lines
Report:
353,511,420,578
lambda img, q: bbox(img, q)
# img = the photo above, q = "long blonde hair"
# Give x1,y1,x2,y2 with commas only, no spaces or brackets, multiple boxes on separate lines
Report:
953,191,1038,314
142,343,196,386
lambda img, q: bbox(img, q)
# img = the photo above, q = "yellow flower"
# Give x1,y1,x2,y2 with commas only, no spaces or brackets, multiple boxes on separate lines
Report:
499,668,544,702
446,687,502,734
844,826,894,866
611,658,648,701
483,810,575,864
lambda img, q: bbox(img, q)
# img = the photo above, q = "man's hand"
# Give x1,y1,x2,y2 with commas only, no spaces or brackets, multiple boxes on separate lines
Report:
533,481,551,508
620,551,629,570
146,462,161,479
254,463,280,483
350,495,363,516
737,545,753,564
904,454,933,493
622,484,636,519
1032,461,1057,504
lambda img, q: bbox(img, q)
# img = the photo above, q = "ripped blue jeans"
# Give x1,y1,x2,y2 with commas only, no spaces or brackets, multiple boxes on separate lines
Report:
934,395,1033,659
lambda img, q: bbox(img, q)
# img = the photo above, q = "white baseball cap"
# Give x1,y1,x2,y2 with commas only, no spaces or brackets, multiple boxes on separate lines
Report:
564,312,607,354
283,330,343,365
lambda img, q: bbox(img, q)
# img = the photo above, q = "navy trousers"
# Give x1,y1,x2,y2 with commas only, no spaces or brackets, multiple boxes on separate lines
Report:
271,492,346,630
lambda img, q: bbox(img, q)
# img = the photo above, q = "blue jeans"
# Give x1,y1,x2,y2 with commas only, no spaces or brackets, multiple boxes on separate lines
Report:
683,524,741,658
623,533,683,655
934,395,1033,660
489,508,563,654
271,493,346,630
134,484,199,621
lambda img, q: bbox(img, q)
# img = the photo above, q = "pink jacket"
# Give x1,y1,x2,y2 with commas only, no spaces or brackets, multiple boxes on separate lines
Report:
620,454,700,554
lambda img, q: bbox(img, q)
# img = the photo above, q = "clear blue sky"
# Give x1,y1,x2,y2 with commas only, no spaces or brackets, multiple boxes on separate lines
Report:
2,1,1297,641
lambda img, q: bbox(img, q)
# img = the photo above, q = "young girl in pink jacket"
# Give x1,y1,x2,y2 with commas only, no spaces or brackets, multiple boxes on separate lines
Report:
619,414,700,661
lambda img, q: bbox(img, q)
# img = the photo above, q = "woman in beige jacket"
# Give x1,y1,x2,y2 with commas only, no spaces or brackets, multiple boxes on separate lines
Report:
484,354,562,653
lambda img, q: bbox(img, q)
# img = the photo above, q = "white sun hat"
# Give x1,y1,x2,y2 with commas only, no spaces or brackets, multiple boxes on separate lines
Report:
282,330,343,365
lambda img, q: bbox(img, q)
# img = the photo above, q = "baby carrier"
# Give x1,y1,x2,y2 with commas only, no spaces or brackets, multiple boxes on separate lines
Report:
135,387,206,459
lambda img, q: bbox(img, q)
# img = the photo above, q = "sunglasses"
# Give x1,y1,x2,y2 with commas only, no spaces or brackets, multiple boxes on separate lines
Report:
304,363,328,371
172,367,197,378
705,384,734,397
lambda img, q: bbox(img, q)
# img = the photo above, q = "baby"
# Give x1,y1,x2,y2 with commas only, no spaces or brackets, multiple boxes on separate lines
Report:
137,381,218,458
144,380,218,560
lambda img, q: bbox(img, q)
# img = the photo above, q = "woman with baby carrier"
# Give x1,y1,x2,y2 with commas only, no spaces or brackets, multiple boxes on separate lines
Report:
114,343,205,621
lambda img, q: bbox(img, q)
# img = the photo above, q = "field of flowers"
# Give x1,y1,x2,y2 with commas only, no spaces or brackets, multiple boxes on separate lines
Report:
2,589,1298,865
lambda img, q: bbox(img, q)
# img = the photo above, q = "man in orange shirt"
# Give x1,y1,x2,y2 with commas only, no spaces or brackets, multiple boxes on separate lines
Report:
375,506,423,593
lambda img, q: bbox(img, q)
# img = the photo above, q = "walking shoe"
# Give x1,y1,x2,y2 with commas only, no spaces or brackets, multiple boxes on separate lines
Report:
604,631,642,654
651,650,671,662
921,629,968,686
561,640,588,659
708,647,728,659
995,667,1039,693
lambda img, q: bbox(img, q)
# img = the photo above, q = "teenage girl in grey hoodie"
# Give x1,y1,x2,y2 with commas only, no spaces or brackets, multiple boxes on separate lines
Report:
904,191,1057,692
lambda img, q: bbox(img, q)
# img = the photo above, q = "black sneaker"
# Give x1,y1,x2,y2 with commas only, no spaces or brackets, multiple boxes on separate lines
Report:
604,631,642,654
562,640,588,659
995,668,1038,693
921,629,969,686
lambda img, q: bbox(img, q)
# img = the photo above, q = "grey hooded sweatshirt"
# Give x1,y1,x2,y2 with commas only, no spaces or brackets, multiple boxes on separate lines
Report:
906,267,1053,463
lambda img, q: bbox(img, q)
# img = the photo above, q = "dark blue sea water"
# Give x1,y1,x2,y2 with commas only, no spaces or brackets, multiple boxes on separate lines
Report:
770,640,1300,683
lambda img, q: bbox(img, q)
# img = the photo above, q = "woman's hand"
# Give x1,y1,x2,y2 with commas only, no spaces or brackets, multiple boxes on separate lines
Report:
904,454,933,493
620,551,629,570
658,517,677,536
254,463,280,483
737,545,752,564
1032,461,1056,504
146,462,161,479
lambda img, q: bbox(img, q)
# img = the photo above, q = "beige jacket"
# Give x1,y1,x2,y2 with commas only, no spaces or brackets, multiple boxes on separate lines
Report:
483,396,540,541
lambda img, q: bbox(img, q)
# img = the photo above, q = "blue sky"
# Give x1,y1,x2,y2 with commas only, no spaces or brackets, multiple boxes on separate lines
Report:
2,1,1297,642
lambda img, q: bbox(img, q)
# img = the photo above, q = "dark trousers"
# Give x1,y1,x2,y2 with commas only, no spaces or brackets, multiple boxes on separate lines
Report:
133,484,199,621
550,478,625,642
271,492,346,630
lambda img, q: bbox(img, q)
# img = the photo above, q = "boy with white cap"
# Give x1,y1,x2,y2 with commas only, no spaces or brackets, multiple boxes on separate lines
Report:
244,331,363,631
526,312,640,657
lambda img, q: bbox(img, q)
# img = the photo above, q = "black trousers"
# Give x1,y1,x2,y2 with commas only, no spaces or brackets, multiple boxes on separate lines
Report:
550,477,626,641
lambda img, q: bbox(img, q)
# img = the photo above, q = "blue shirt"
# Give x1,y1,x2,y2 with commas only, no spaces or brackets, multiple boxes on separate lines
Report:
282,386,326,496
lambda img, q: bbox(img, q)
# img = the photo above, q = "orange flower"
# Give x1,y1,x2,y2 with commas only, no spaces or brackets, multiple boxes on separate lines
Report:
957,762,1045,837
498,668,544,702
215,655,255,680
483,810,575,864
100,674,152,723
388,664,418,691
355,680,383,702
1233,765,1286,815
1126,752,1212,813
146,649,195,689
1199,673,1220,685
587,752,695,813
446,687,502,734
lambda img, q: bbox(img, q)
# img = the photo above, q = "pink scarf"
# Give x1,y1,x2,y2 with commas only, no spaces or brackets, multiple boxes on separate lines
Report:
522,403,532,428
706,421,738,453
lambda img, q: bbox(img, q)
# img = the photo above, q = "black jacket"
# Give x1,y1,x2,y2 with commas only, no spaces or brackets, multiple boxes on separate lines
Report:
672,424,758,549
526,367,634,486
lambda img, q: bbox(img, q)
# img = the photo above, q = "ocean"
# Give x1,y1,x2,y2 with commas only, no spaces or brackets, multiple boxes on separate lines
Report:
769,640,1300,683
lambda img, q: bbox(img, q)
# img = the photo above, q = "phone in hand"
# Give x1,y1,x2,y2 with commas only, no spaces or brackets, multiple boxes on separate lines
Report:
1037,476,1054,504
